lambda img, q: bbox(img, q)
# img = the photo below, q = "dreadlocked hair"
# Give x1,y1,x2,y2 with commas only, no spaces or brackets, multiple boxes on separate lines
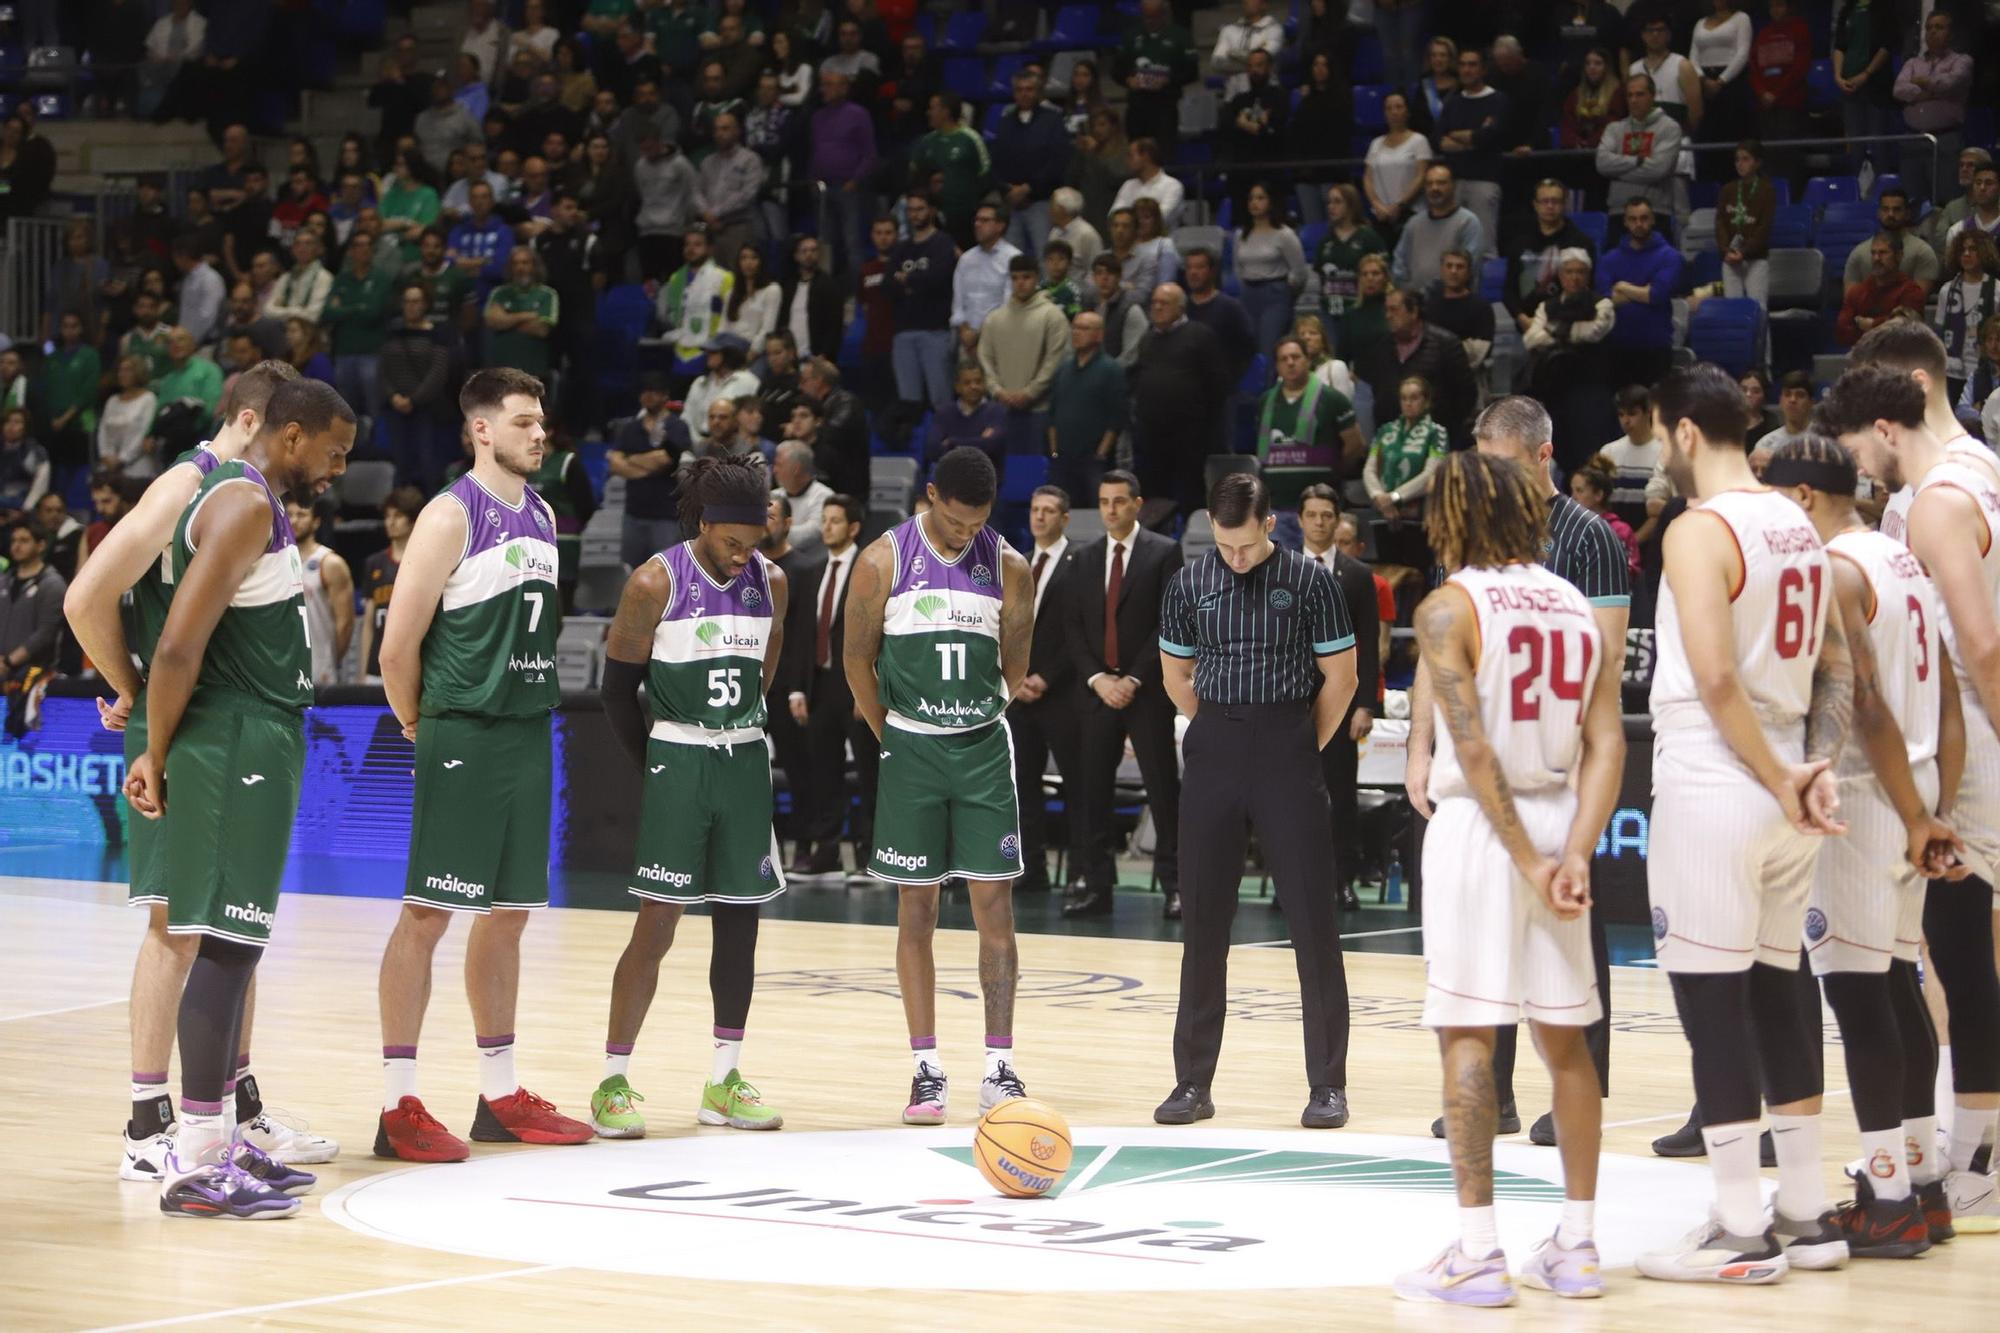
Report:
1424,450,1549,573
678,451,771,535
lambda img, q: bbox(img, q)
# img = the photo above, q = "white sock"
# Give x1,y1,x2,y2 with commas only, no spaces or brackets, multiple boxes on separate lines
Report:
1859,1125,1912,1200
1459,1204,1499,1256
1947,1106,1995,1172
603,1046,632,1081
911,1039,938,1074
1557,1198,1595,1249
1935,1046,1955,1139
1704,1123,1766,1237
710,1029,743,1084
1769,1112,1828,1221
382,1048,418,1112
984,1043,1013,1079
176,1106,227,1169
1904,1114,1942,1184
477,1037,517,1102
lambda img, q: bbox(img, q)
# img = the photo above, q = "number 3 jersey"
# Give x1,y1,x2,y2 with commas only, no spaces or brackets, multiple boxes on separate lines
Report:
1826,528,1942,777
878,516,1008,734
1651,489,1830,739
421,473,561,718
648,541,773,733
170,458,311,713
1428,562,1603,805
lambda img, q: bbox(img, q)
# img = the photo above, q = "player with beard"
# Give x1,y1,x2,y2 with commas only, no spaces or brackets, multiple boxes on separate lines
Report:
372,368,593,1162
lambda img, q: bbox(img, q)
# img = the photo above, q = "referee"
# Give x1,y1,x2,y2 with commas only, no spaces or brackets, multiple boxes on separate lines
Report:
1407,395,1631,1147
1154,472,1360,1129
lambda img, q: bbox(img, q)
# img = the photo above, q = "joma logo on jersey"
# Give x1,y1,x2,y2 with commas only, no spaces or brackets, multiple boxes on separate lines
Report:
424,873,485,898
223,902,275,928
637,864,695,889
876,847,928,872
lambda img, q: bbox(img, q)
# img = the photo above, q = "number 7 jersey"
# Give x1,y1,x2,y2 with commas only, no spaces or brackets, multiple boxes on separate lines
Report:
1651,489,1830,737
1428,562,1603,805
419,473,562,718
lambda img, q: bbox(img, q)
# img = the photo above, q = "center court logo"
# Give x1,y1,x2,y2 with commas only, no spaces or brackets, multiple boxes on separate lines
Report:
424,873,485,899
321,1128,1718,1293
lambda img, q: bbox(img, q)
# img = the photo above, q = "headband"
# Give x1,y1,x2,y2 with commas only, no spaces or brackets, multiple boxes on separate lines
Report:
702,502,770,526
1761,456,1855,495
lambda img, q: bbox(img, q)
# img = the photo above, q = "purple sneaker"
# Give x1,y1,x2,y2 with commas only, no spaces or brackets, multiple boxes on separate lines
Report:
1520,1231,1604,1298
1393,1243,1515,1307
231,1140,317,1196
160,1152,302,1220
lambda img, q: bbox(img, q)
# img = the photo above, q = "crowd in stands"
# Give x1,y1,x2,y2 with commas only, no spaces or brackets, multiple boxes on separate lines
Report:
7,0,2000,702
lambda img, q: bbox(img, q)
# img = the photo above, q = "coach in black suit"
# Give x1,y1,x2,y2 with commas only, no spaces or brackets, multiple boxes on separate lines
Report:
789,493,879,874
1298,484,1380,911
764,494,822,859
1063,469,1186,919
1008,484,1083,894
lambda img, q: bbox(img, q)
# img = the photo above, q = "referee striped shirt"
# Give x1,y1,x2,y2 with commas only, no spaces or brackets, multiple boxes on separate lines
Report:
1427,492,1631,606
1159,547,1356,704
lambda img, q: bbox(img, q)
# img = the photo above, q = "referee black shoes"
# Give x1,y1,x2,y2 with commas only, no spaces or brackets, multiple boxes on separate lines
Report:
1153,1082,1215,1124
1302,1087,1349,1129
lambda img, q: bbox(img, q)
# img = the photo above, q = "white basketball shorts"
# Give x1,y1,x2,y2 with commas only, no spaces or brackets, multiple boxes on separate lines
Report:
1807,766,1937,975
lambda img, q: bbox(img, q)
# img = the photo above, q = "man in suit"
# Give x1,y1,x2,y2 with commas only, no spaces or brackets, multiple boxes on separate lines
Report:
763,493,823,865
1297,483,1379,912
1064,469,1186,919
789,492,878,874
1008,484,1082,895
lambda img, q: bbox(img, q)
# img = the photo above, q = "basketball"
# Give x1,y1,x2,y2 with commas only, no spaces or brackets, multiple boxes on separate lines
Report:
972,1099,1074,1198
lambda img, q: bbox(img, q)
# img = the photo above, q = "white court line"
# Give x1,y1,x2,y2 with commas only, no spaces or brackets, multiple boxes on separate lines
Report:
86,1264,570,1331
1600,1087,1852,1133
0,996,125,1023
1244,925,1425,948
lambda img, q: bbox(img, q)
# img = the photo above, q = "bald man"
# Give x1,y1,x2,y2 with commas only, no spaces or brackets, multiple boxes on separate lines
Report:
1128,285,1229,515
1047,310,1129,504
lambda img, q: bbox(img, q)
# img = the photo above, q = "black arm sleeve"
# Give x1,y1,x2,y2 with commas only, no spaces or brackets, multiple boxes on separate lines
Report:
600,655,650,771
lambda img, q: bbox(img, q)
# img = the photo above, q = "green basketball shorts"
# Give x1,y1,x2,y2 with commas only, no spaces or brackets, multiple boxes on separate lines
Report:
627,735,786,905
125,695,162,907
403,712,553,913
155,689,305,946
867,720,1022,886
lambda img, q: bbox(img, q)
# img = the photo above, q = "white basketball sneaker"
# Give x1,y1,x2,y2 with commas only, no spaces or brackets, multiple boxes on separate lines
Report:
1944,1167,2000,1233
979,1060,1027,1112
1635,1217,1789,1284
120,1124,177,1182
239,1109,340,1165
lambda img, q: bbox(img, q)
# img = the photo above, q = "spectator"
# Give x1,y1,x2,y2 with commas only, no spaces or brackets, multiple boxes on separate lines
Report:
993,69,1071,260
1362,91,1433,238
445,180,511,301
461,0,507,90
658,228,734,375
600,19,662,106
1506,177,1596,332
1117,0,1198,149
1937,230,2000,401
722,242,780,346
687,64,747,160
1047,188,1103,271
768,439,832,554
150,327,223,424
379,284,455,490
1750,369,1817,463
1749,0,1810,182
1046,311,1127,502
1182,247,1255,386
1837,233,1928,345
272,167,330,249
1290,315,1360,402
369,39,432,160
0,411,49,514
402,226,476,340
121,291,175,379
1600,384,1661,503
266,231,335,326
97,356,160,479
1258,335,1365,508
1832,0,1896,178
1425,250,1496,372
1432,47,1509,254
1129,197,1181,291
1410,35,1460,139
1717,138,1776,303
979,254,1071,456
799,356,868,496
1569,458,1640,575
1597,73,1685,215
1488,34,1553,201
34,492,79,582
1222,49,1289,188
1358,287,1477,448
887,190,958,410
1363,374,1450,524
857,216,900,379
283,317,336,386
44,220,110,346
609,375,691,566
820,17,881,89
1110,137,1185,229
950,203,1022,365
1632,12,1703,134
1598,197,1682,386
378,151,443,264
1317,184,1389,329
779,234,842,361
922,362,1009,470
219,281,287,363
629,134,696,282
1089,253,1148,368
1923,149,1994,253
1841,188,1941,292
1066,106,1130,237
1,521,64,684
570,132,635,266
684,335,761,444
1959,315,2000,441
697,111,762,263
511,0,559,67
442,143,511,218
246,250,284,318
1128,284,1229,515
1553,2,1631,94
143,0,208,117
1392,164,1484,292
511,74,582,161
1290,51,1354,225
770,29,816,108
910,93,988,250
484,246,559,379
1894,9,1970,206
1690,2,1754,172
809,70,878,278
1039,240,1086,318
44,311,101,470
1560,48,1628,165
0,351,27,420
734,395,778,464
1524,248,1617,464
1338,252,1395,366
1943,163,2000,252
416,73,485,176
1211,0,1283,76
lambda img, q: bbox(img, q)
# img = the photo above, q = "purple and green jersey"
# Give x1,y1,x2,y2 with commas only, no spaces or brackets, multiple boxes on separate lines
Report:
877,516,1009,735
127,443,222,667
647,542,775,734
419,473,562,718
169,458,311,713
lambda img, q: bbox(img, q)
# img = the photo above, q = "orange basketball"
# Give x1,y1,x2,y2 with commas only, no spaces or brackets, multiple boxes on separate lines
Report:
972,1098,1074,1198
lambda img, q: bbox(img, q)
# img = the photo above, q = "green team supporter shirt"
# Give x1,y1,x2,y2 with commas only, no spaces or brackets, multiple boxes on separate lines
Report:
419,474,562,718
485,283,560,378
1257,379,1356,508
1316,227,1387,319
170,459,313,713
1371,415,1450,493
911,127,991,229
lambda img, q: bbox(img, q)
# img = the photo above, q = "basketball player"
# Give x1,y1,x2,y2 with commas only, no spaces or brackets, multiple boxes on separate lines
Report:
1818,365,2000,1229
1638,363,1854,1284
62,362,339,1178
1396,453,1623,1306
1408,397,1631,1147
589,455,791,1138
843,446,1036,1123
288,496,353,686
1767,429,1962,1251
373,369,593,1162
123,379,356,1217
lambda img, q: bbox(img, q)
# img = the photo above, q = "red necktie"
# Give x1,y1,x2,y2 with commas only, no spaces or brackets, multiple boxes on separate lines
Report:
816,557,838,668
1104,541,1124,672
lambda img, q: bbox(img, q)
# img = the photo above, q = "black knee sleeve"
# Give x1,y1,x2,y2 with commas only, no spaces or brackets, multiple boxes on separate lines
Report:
1670,970,1763,1125
1750,957,1825,1105
1889,959,1938,1117
1821,971,1904,1132
178,936,262,1105
1923,877,2000,1092
1490,1024,1518,1105
707,904,761,1032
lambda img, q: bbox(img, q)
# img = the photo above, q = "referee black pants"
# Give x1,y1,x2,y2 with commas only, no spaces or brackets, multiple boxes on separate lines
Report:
1319,714,1359,892
1173,701,1350,1090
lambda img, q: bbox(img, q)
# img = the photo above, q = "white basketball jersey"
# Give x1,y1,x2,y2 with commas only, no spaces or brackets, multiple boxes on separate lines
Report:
1827,529,1942,774
1880,433,2000,544
1652,489,1830,736
1914,458,2000,694
301,548,337,685
1428,563,1603,805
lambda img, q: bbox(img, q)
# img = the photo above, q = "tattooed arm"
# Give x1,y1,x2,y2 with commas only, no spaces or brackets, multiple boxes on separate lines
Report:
841,537,893,740
997,546,1033,700
1800,567,1852,834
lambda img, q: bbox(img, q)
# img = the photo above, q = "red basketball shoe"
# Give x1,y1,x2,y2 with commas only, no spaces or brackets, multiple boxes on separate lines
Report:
374,1096,471,1163
471,1088,594,1144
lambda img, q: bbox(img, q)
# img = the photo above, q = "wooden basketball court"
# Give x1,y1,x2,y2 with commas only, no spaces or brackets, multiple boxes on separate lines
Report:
2,876,1995,1329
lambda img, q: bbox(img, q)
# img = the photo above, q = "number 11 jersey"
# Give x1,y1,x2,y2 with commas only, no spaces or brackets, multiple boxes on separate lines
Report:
421,473,561,718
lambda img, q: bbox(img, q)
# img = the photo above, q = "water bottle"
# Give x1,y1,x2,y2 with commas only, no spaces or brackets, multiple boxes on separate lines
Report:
1386,852,1404,905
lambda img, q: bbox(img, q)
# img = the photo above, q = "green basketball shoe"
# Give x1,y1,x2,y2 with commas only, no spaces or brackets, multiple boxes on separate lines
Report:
699,1070,784,1130
590,1075,647,1139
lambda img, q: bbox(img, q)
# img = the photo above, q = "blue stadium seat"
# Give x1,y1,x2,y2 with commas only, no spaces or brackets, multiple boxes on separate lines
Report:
1298,221,1327,257
1768,204,1813,248
1683,249,1722,291
1804,175,1859,210
942,57,986,102
1353,84,1388,131
1689,180,1720,210
988,54,1030,100
1001,452,1049,504
1687,298,1766,377
1236,354,1269,397
1043,5,1102,49
981,102,1005,140
1573,210,1608,253
936,11,988,52
1816,200,1878,253
1771,176,1792,206
1807,58,1837,109
1350,32,1384,85
1478,257,1506,303
1870,172,1902,201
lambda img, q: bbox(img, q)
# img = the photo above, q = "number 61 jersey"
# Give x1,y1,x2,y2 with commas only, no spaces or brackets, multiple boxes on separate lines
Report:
1650,489,1830,738
648,542,772,730
421,474,562,718
1428,562,1603,805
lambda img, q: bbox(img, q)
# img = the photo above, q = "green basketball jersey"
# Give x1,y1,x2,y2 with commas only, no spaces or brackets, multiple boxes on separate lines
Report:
646,542,774,732
419,473,562,718
876,517,1008,734
169,459,312,713
126,444,223,667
